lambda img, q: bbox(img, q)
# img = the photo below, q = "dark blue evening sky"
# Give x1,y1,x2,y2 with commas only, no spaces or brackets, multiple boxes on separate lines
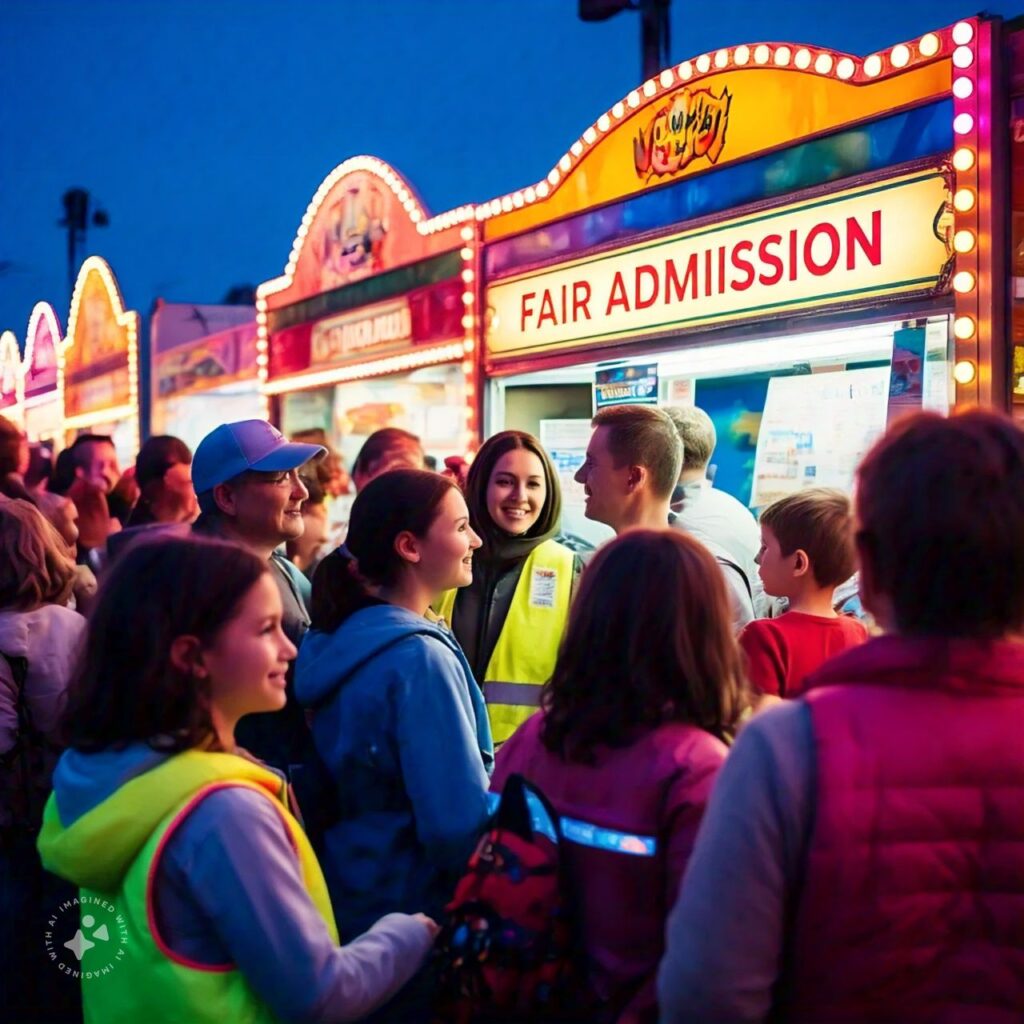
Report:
1,0,1018,337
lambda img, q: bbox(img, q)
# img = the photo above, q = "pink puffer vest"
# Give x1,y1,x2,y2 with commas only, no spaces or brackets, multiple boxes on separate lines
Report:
783,636,1024,1024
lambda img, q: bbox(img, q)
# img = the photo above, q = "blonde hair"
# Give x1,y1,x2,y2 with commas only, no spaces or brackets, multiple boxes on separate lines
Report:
0,499,77,610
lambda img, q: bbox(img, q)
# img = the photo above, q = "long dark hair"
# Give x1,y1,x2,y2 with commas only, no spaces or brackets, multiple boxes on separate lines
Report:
61,535,268,752
541,529,747,761
311,468,457,632
463,430,561,559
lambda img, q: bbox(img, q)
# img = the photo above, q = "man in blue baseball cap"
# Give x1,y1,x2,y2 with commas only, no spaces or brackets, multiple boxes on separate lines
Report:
192,419,325,773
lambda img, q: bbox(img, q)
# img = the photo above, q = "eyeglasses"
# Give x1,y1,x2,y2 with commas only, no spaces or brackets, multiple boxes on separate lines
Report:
242,468,305,489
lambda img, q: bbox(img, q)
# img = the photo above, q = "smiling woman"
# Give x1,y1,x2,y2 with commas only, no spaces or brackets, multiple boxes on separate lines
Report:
437,430,580,745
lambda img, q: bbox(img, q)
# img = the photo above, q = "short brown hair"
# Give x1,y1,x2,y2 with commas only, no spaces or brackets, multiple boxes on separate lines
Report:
541,529,747,760
664,405,716,471
592,405,682,499
759,488,855,589
856,410,1024,637
0,499,76,610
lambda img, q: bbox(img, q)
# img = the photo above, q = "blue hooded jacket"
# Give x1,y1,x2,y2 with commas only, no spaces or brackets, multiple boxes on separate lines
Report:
296,604,493,940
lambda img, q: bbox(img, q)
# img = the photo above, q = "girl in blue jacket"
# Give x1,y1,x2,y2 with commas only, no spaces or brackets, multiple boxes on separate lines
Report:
296,469,492,949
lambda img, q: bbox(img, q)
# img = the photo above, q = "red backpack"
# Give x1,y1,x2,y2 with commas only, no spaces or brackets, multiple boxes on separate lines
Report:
433,773,587,1023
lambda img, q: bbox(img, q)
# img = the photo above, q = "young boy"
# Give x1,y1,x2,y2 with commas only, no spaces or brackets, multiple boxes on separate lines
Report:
740,487,868,698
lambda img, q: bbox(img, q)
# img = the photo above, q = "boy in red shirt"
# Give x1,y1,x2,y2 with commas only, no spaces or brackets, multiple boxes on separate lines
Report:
740,488,868,698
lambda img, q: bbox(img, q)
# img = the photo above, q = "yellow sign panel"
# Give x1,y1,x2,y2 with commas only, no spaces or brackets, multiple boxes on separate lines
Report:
485,171,951,361
485,61,949,242
63,260,136,419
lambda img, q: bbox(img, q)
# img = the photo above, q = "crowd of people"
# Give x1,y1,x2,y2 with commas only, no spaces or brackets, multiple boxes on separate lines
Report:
0,402,1022,1023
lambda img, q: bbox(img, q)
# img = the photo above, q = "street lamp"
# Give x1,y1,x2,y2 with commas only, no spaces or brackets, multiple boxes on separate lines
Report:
579,0,672,83
59,188,110,303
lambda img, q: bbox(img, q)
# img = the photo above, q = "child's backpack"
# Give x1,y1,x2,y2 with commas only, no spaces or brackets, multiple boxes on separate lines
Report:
433,773,586,1023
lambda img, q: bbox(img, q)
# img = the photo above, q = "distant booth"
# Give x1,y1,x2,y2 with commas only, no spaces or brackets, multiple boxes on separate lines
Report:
150,302,261,451
60,257,140,463
477,18,998,542
22,302,63,445
0,330,23,429
258,156,480,472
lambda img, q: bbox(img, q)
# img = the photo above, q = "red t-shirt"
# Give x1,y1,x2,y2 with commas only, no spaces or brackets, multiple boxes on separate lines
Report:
739,611,870,698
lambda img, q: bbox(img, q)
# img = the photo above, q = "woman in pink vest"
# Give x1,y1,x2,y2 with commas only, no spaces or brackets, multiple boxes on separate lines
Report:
659,409,1024,1023
492,528,747,1024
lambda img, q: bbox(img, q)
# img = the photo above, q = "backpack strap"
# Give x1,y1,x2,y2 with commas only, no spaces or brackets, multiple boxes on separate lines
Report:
0,650,46,832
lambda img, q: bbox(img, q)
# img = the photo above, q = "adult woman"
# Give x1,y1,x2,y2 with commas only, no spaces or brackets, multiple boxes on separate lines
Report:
491,529,746,1024
0,499,86,1020
296,469,492,943
437,430,579,745
38,536,435,1024
126,434,199,526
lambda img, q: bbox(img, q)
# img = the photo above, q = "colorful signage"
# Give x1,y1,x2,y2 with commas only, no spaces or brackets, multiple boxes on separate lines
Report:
154,321,258,398
0,331,21,415
634,86,731,179
482,46,951,243
485,171,951,361
62,258,138,424
594,364,659,408
23,302,60,401
311,299,413,365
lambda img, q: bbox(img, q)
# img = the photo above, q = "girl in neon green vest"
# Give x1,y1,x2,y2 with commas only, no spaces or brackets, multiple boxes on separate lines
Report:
437,430,581,745
37,536,436,1024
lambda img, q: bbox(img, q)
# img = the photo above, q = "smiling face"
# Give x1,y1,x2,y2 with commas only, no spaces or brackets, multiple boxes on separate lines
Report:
75,440,121,494
200,573,297,730
219,467,310,550
573,425,632,531
486,448,547,536
408,486,481,592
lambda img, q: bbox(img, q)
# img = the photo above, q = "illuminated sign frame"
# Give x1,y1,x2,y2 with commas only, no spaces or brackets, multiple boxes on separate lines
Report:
485,170,951,362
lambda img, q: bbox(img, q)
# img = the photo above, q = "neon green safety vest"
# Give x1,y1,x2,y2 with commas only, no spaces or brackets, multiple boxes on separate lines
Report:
438,538,574,743
37,750,338,1024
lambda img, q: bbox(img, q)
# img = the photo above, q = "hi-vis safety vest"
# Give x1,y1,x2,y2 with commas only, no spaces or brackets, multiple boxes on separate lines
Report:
38,751,338,1024
438,539,574,744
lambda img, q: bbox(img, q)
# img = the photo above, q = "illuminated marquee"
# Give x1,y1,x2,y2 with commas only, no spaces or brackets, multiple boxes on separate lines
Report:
486,171,951,359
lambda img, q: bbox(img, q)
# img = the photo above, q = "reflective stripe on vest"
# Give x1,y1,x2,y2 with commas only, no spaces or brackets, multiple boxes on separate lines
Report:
438,539,574,744
486,790,657,856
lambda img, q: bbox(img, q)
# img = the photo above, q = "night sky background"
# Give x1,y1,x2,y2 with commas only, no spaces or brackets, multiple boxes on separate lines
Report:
1,0,1018,337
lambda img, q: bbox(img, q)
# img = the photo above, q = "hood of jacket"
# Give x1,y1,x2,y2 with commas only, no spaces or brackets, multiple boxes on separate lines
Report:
295,603,471,709
37,745,285,892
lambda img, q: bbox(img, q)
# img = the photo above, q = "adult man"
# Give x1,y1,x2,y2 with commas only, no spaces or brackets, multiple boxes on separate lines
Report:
574,405,682,534
191,419,325,773
665,405,765,615
575,404,754,628
351,427,424,491
67,434,123,562
69,433,121,494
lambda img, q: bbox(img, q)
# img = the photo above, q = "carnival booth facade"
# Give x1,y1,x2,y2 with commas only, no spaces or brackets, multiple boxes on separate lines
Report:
23,303,63,446
258,157,480,472
60,257,140,464
477,18,998,543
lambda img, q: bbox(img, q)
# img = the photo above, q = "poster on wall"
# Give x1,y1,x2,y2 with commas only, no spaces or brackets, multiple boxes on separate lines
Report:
594,364,658,409
750,366,890,507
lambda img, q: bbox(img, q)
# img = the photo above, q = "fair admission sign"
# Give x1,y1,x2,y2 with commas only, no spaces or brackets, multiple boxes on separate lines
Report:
484,171,951,360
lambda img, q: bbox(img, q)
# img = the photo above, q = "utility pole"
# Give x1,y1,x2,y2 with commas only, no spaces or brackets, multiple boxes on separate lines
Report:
579,0,672,83
59,188,109,303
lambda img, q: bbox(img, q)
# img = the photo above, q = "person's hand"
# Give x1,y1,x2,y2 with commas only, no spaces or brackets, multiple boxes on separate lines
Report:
413,914,440,940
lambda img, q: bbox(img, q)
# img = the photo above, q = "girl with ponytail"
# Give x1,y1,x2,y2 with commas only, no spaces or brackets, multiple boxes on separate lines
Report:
296,470,492,971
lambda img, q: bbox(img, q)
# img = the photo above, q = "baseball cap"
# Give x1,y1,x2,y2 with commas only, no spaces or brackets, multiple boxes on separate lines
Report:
192,420,326,495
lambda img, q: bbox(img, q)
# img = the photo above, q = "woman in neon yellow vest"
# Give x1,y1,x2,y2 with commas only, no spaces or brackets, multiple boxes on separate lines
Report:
37,536,436,1024
437,430,582,745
